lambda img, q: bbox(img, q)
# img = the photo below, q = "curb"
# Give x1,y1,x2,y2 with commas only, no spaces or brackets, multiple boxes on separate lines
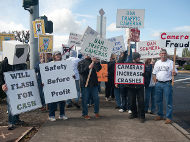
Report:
178,70,190,73
172,123,190,140
15,127,34,142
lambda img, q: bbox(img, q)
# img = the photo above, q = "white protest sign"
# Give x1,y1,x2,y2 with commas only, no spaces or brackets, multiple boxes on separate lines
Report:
39,60,77,104
81,35,114,61
68,32,82,47
116,9,145,28
4,69,42,115
108,36,125,55
81,26,99,42
160,32,190,48
115,63,145,84
137,40,161,58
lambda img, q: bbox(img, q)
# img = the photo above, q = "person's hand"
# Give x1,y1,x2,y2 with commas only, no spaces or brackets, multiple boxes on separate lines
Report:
2,84,8,92
72,75,76,79
89,61,94,69
115,84,118,88
172,71,177,76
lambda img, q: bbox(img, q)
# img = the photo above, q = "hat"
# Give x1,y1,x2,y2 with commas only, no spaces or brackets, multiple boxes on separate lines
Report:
132,52,141,60
70,50,77,57
53,51,61,56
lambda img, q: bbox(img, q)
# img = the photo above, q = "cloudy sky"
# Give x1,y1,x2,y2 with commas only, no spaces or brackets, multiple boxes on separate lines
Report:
0,0,190,54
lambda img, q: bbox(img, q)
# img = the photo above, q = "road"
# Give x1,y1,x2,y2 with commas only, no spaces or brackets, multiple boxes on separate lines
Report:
173,73,190,133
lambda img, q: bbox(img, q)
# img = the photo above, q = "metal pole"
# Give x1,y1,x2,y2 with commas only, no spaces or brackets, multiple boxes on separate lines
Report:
100,15,103,38
29,2,39,69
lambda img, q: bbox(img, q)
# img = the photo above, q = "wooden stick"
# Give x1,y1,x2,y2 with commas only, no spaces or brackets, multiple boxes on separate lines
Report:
85,61,94,87
172,48,177,86
128,28,131,55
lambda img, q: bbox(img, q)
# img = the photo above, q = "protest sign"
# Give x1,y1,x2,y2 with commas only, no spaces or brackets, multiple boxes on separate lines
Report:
39,60,77,104
137,40,161,58
97,64,108,82
115,63,145,84
81,26,99,42
81,35,114,61
38,34,53,53
32,20,45,38
116,9,145,28
4,70,42,115
0,33,15,51
108,36,125,55
160,32,190,48
130,28,140,42
68,32,82,47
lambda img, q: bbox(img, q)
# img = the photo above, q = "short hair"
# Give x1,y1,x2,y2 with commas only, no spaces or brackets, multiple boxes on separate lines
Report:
160,48,167,54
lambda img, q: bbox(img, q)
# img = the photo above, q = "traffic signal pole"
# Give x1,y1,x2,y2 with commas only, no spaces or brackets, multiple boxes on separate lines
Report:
29,3,39,69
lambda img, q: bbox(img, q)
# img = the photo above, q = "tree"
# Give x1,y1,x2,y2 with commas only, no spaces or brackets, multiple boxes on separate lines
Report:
182,48,190,57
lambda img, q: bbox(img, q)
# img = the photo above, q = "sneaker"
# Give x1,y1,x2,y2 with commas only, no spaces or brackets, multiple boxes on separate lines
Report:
8,124,15,130
95,113,100,118
49,117,56,121
119,109,125,113
105,97,110,101
84,115,91,120
59,115,68,120
128,110,132,114
15,120,25,125
165,119,172,124
154,116,163,121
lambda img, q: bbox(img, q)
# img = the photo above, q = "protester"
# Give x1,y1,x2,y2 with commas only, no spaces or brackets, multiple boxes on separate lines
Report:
48,51,68,121
0,57,27,130
144,59,156,114
78,56,102,119
153,49,177,124
127,52,145,123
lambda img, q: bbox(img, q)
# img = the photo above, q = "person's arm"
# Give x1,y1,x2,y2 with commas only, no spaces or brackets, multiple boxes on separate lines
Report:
152,74,157,83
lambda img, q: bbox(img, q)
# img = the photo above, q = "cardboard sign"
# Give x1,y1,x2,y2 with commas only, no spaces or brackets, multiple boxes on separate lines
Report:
4,69,42,115
81,35,113,61
68,32,82,47
3,40,29,65
38,34,53,53
0,33,15,51
108,36,125,55
81,26,99,42
160,32,190,48
32,20,45,38
97,64,108,82
116,9,145,28
130,28,140,42
39,60,77,104
137,40,161,58
115,63,145,84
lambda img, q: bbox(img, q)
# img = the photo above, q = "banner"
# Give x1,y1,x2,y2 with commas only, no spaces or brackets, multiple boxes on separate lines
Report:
115,63,145,84
32,20,45,38
0,33,15,51
68,32,82,47
38,34,53,53
39,60,77,104
4,70,42,115
137,40,161,58
81,35,113,61
116,9,145,28
108,36,125,55
97,64,108,82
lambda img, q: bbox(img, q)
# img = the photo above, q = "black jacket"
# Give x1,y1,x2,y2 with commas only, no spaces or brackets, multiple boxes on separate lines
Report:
144,64,152,88
78,58,102,87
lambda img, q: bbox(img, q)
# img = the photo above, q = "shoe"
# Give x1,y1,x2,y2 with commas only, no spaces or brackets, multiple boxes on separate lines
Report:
119,109,125,113
145,110,148,113
84,115,91,120
40,106,46,111
154,116,163,121
59,115,68,120
140,118,145,123
128,115,137,119
8,124,15,130
128,110,132,114
74,103,80,109
66,104,73,108
150,112,155,114
165,119,172,124
49,117,56,121
115,106,121,109
95,113,100,118
15,120,25,125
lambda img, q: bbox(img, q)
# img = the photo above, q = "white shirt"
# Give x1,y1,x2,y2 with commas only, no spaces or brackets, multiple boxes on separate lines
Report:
152,59,178,82
67,57,81,80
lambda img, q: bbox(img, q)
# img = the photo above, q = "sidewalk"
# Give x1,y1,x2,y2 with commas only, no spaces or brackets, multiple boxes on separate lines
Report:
30,95,190,142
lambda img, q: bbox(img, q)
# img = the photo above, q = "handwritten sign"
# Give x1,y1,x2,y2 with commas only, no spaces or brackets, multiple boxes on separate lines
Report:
4,70,42,115
115,63,145,84
32,20,45,38
81,35,113,61
108,36,125,55
116,9,145,28
39,60,77,104
68,32,82,47
0,33,15,51
97,64,108,82
137,40,161,58
38,34,53,53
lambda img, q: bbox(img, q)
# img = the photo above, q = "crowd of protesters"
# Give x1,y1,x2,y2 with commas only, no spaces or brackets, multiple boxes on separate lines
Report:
0,48,177,130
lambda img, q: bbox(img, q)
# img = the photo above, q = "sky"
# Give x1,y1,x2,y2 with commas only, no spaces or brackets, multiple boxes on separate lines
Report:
0,0,190,55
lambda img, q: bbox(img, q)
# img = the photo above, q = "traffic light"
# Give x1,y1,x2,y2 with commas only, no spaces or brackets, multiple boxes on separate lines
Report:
23,0,38,9
39,15,53,34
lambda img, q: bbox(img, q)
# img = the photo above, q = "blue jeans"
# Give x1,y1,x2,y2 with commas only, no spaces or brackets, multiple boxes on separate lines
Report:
7,98,19,125
120,87,131,111
155,82,173,120
37,80,45,107
145,86,156,113
81,87,99,116
49,101,66,117
114,87,121,108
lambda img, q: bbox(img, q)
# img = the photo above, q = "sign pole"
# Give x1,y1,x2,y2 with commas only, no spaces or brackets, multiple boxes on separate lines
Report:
128,28,131,55
172,48,176,86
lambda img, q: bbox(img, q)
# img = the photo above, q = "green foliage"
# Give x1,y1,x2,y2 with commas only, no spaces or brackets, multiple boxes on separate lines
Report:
182,48,190,57
177,66,183,70
184,65,190,70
